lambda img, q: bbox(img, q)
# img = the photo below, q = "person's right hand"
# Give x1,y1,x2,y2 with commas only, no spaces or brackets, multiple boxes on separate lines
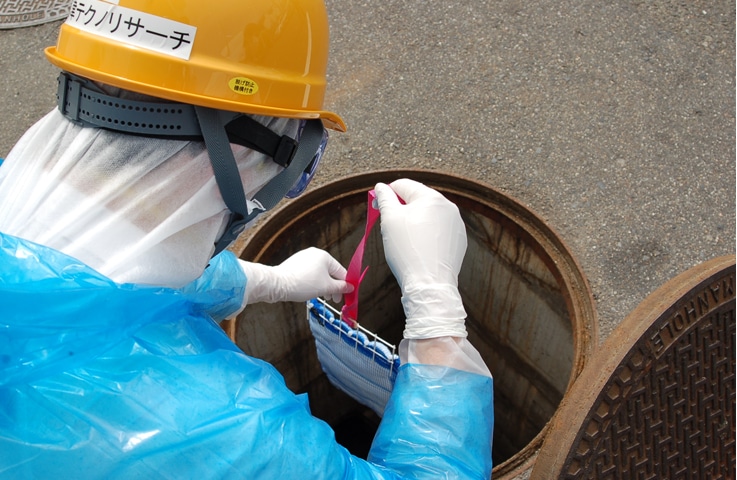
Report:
374,179,468,339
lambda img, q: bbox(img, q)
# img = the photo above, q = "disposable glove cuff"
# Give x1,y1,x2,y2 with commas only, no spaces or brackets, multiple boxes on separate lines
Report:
239,260,283,304
401,284,467,339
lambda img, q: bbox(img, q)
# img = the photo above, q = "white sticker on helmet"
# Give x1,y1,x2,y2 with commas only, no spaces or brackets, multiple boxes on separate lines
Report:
66,0,196,60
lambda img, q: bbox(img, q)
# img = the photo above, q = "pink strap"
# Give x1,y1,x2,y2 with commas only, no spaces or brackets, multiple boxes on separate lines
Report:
341,189,405,326
341,190,380,327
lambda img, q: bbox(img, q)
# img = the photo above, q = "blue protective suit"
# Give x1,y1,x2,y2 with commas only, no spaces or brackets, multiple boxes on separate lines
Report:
0,231,494,479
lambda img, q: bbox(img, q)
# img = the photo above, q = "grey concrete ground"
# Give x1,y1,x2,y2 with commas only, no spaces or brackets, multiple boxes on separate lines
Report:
0,0,734,476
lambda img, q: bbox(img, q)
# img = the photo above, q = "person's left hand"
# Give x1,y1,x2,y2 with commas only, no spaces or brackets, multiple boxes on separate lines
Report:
239,248,353,304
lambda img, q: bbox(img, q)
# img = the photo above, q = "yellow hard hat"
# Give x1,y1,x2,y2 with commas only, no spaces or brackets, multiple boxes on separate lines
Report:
45,0,345,131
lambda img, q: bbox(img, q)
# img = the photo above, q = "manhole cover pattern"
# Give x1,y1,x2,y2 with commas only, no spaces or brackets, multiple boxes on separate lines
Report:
560,267,735,479
0,0,69,29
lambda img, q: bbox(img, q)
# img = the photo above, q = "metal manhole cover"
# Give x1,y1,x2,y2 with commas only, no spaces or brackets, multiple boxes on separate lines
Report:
531,255,735,479
0,0,69,29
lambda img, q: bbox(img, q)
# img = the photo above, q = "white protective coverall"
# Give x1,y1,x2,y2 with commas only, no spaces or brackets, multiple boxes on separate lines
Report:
0,107,494,479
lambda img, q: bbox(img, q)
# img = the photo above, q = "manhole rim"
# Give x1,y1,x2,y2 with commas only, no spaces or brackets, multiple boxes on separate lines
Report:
232,168,599,477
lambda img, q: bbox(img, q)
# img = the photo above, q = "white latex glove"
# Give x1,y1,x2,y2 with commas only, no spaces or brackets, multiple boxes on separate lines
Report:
239,247,353,304
374,179,468,339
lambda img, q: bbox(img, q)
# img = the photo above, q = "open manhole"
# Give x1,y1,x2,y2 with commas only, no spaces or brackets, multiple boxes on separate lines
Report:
231,169,598,478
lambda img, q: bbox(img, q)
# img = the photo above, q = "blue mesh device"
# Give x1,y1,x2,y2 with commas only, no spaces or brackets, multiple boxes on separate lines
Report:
307,297,400,417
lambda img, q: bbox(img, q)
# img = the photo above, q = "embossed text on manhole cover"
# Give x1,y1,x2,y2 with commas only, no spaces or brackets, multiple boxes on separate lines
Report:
0,0,69,29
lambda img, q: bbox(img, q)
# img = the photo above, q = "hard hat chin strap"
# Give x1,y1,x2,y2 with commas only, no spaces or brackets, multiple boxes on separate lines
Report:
193,106,252,257
194,107,323,258
56,72,324,259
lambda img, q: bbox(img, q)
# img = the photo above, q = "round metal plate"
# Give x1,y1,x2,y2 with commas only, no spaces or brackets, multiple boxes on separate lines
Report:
531,255,736,479
0,0,68,29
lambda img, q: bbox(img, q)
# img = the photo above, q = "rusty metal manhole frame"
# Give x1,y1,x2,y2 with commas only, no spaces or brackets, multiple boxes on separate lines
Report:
232,169,599,478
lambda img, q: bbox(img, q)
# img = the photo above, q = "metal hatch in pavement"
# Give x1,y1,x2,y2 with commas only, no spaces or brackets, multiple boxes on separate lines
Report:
0,1,69,30
530,255,736,480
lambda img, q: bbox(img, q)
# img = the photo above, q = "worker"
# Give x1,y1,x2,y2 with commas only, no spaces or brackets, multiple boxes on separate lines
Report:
0,1,494,478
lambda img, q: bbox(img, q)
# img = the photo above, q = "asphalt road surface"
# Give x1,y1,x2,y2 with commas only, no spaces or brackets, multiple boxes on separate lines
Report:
0,1,734,477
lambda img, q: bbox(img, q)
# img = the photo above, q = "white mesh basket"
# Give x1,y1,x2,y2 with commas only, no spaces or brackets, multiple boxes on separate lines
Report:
307,297,399,417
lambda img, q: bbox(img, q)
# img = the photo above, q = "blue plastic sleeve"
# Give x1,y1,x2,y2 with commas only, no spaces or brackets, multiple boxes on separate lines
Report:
0,231,494,480
369,364,495,479
179,250,246,321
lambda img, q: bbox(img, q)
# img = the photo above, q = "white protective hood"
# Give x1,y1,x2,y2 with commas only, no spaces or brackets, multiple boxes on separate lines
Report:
0,108,298,288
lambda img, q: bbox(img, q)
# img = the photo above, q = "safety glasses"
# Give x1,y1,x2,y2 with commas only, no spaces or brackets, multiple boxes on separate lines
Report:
285,121,329,198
